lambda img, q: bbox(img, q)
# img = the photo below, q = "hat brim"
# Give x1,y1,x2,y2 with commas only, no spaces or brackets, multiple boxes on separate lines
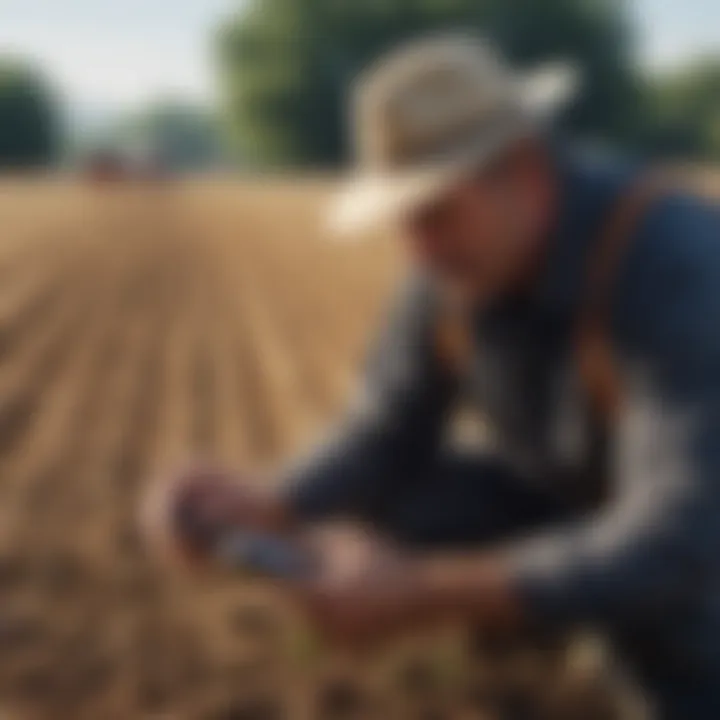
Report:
328,62,579,238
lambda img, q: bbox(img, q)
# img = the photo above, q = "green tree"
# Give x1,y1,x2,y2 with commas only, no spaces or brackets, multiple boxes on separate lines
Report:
0,58,58,168
119,100,223,171
646,58,720,161
216,0,643,167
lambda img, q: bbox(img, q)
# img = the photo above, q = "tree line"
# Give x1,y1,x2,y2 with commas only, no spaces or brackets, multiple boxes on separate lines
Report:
0,59,58,168
1,0,719,170
215,0,720,167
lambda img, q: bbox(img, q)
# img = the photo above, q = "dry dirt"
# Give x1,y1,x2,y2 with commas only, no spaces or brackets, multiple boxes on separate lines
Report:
0,179,646,720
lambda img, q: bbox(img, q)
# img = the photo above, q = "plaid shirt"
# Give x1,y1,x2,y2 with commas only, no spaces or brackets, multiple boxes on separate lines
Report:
287,146,720,715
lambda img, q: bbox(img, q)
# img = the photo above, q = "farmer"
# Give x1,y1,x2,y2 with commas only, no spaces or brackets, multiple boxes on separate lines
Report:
145,36,720,717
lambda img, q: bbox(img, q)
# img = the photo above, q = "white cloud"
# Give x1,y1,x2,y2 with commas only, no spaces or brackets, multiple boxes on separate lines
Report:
0,0,237,109
0,29,209,108
631,0,720,70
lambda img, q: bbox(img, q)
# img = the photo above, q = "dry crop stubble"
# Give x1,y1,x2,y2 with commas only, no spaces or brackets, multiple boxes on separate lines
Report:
0,178,651,719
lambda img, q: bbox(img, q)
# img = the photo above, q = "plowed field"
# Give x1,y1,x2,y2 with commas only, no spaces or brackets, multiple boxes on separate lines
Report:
0,180,642,720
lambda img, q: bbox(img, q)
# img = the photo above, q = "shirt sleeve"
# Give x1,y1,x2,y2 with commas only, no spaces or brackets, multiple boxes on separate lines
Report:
284,274,457,521
505,193,720,626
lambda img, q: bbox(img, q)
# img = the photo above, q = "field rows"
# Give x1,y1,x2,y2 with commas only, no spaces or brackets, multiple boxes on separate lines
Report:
0,181,636,720
0,181,403,719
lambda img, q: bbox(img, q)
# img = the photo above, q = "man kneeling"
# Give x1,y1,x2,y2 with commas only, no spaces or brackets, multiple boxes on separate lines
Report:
143,36,720,719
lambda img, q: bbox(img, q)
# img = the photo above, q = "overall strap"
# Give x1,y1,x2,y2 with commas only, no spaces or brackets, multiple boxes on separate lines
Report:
433,167,680,421
434,291,474,375
576,168,677,422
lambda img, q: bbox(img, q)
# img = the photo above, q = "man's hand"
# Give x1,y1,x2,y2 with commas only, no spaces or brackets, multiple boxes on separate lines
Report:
293,525,428,647
292,528,520,646
293,526,525,648
140,463,294,569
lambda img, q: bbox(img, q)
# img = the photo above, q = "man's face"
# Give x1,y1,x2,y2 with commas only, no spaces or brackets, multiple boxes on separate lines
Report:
402,144,553,300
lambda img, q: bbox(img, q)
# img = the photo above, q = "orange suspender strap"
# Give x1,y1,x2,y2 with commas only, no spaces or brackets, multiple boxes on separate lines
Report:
433,167,678,421
576,168,677,422
434,293,474,375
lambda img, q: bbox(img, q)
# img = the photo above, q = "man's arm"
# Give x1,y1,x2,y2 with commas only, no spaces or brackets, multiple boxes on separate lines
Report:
493,195,720,628
284,274,457,521
140,275,456,567
415,194,720,634
291,196,720,646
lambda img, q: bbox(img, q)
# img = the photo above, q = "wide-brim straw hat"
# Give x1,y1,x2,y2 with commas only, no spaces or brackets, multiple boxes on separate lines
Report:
329,35,580,237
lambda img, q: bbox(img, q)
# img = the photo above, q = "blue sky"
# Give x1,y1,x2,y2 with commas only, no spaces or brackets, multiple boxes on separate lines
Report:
630,0,719,68
0,0,718,111
0,0,235,109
